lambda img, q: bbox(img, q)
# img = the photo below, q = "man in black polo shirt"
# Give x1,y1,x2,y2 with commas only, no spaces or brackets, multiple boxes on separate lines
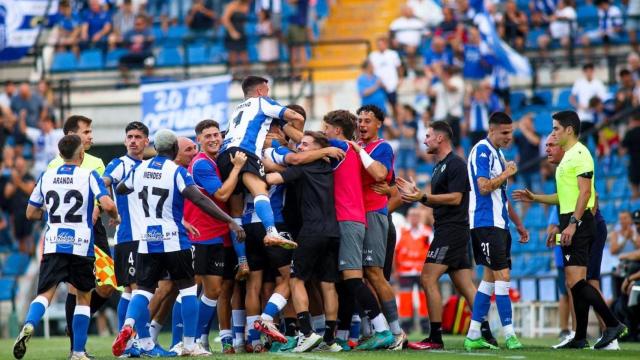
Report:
397,121,495,350
266,131,341,352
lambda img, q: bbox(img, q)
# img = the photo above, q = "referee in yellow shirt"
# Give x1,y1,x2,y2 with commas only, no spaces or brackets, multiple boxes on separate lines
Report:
47,115,114,355
514,111,626,349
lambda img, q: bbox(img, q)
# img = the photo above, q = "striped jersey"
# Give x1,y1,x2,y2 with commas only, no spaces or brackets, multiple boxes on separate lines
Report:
29,164,109,257
104,155,142,244
220,96,287,157
121,156,195,253
468,139,509,229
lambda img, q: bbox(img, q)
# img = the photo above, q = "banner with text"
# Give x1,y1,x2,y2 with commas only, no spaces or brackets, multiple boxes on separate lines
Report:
0,0,59,62
141,75,232,138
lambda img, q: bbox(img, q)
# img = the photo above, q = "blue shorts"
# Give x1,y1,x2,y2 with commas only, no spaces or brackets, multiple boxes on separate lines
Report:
587,217,607,281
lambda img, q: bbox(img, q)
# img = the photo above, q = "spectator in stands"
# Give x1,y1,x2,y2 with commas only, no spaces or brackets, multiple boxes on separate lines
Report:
369,37,402,118
24,115,64,178
186,0,217,34
547,0,576,60
466,80,501,146
532,0,558,17
108,0,137,50
54,0,82,54
0,81,16,108
222,0,250,79
528,10,552,63
580,0,623,60
455,0,477,22
388,104,419,181
628,52,640,81
390,5,425,74
434,6,464,45
286,0,311,78
0,104,16,150
628,0,640,51
2,155,36,255
423,36,453,82
491,65,511,112
461,26,493,86
407,0,443,28
502,0,528,51
610,211,640,257
416,107,434,162
357,59,388,115
11,83,47,129
570,63,608,130
37,79,55,110
118,14,155,82
428,65,464,149
81,0,113,48
513,113,541,193
622,116,640,199
257,9,280,74
615,69,638,113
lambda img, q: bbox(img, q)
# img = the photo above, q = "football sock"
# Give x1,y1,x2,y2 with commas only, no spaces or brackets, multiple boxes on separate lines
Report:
430,321,443,343
297,312,313,337
381,299,402,335
284,317,297,337
468,281,494,340
149,320,163,344
171,295,183,347
324,320,337,345
72,305,90,353
570,281,590,340
232,309,246,347
262,293,287,321
495,281,514,338
254,195,276,233
65,294,76,349
577,280,619,327
231,218,247,264
247,315,261,346
337,283,354,332
180,286,198,350
117,292,131,330
126,289,153,339
196,295,217,339
25,295,49,327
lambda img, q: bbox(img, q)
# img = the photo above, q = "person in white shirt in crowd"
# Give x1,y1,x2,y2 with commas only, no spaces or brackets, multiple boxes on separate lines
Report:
570,63,608,137
627,0,640,51
0,81,17,108
368,37,403,119
407,0,443,28
609,211,640,261
580,0,623,59
24,114,64,178
427,65,465,152
546,0,576,59
389,5,425,75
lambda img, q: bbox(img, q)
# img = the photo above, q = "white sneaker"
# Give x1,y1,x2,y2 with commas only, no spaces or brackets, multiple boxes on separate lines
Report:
311,342,343,352
195,339,212,353
388,332,407,351
182,343,212,356
592,338,620,350
69,353,91,360
292,333,323,353
552,332,575,349
169,341,184,356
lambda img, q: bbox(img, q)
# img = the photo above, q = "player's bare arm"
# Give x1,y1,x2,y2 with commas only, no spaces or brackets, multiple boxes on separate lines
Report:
214,151,247,202
477,161,517,196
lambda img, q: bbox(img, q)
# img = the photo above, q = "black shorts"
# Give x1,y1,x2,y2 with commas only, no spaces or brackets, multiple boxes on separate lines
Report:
291,236,339,283
244,223,292,272
587,217,607,280
426,224,472,271
135,249,194,290
471,227,512,271
37,253,96,294
559,212,594,267
114,242,138,287
384,214,397,281
93,217,110,255
193,243,236,280
218,147,266,194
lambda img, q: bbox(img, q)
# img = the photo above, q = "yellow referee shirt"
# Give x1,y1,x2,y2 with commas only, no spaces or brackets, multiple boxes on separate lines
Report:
555,141,596,215
47,152,105,176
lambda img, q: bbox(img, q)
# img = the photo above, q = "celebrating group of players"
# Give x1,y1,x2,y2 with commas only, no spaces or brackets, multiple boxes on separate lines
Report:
11,76,629,360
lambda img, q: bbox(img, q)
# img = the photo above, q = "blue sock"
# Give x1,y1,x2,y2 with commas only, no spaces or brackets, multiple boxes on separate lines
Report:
254,195,275,230
246,315,260,344
349,314,361,341
117,293,131,330
471,282,493,323
263,302,279,320
126,292,151,338
196,296,217,339
25,296,48,327
181,294,198,340
231,218,247,263
171,298,183,347
495,281,514,333
72,305,91,353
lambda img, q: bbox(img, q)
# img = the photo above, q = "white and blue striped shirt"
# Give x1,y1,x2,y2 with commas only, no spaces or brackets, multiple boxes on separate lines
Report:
468,139,510,229
104,155,142,245
122,156,195,254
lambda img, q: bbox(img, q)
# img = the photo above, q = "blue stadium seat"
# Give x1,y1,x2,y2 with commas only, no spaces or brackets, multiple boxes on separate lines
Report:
534,89,553,106
527,29,547,49
186,44,208,65
610,178,630,199
534,111,553,134
209,43,227,64
165,25,188,46
510,92,526,112
105,48,128,68
0,277,16,301
50,51,77,72
577,5,599,31
555,88,573,109
1,253,30,276
77,49,104,70
248,42,259,63
156,46,183,67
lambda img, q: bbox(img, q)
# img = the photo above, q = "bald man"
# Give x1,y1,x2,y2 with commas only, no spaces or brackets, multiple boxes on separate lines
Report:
175,137,198,168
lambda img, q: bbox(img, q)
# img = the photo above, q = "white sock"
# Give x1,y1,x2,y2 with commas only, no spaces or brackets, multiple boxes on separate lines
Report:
336,329,349,341
149,320,162,343
371,313,389,333
503,324,515,338
139,337,154,351
184,336,195,351
467,320,482,340
199,334,209,345
388,319,402,335
361,316,372,337
124,318,135,328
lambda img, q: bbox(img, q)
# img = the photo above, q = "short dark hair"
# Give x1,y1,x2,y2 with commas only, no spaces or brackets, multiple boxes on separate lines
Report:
489,111,513,125
303,131,330,148
552,110,581,135
286,104,307,121
356,104,385,122
58,134,82,160
195,119,220,135
582,63,595,70
241,75,268,95
429,120,453,140
63,115,92,135
588,96,602,108
619,68,632,77
402,104,417,119
125,121,149,137
323,110,357,140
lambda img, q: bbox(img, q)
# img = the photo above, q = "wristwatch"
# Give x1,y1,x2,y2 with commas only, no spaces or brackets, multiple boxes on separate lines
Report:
569,215,582,227
420,193,428,205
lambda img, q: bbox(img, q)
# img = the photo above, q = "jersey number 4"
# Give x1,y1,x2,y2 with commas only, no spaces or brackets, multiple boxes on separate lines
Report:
46,190,83,224
138,186,169,218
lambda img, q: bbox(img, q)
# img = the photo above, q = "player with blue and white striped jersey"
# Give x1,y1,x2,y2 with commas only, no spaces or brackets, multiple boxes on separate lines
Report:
465,112,528,351
102,121,149,338
112,129,245,358
15,135,119,360
217,76,304,251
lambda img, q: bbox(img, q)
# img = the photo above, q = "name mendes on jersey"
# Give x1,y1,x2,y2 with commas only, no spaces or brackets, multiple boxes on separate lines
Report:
143,171,162,180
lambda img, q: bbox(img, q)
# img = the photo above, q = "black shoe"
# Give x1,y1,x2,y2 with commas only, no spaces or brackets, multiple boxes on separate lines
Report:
594,324,628,349
554,338,589,349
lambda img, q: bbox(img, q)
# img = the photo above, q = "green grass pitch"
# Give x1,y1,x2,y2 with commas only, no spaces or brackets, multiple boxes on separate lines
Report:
1,334,638,360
